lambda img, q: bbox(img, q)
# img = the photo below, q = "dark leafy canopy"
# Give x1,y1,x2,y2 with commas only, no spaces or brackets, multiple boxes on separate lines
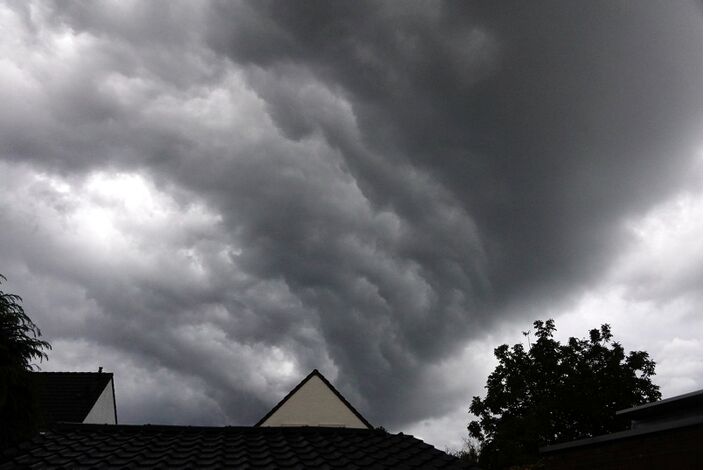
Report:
1,274,52,449
468,319,661,469
0,275,51,370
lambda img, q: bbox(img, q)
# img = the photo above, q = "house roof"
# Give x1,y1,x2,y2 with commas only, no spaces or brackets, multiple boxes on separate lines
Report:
31,372,114,424
255,369,373,429
540,389,704,454
539,414,702,454
615,389,702,420
0,423,469,469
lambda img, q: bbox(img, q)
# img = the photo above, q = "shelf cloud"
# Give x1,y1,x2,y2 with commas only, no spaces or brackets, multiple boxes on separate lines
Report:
0,1,700,449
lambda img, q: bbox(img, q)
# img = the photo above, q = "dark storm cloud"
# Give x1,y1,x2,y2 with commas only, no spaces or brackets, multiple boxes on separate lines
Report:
208,0,701,304
207,0,699,421
0,0,700,434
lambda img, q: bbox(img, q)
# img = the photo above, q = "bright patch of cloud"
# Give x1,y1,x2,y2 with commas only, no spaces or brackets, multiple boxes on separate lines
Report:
556,191,702,397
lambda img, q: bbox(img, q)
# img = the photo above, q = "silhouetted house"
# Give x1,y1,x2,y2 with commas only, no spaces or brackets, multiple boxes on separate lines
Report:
2,369,467,468
540,390,703,470
32,371,117,426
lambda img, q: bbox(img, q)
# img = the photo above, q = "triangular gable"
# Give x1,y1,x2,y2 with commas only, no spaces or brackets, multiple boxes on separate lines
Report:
255,369,372,429
83,375,118,424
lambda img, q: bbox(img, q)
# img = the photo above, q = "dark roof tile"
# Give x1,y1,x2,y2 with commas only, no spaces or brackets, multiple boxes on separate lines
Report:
1,424,469,469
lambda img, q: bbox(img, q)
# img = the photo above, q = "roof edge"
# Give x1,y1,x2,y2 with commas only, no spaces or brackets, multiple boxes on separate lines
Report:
615,389,702,416
53,422,383,434
540,415,703,454
32,371,114,376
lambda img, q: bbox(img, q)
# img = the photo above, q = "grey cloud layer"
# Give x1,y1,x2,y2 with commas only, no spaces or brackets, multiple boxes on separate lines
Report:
0,0,700,431
208,0,701,303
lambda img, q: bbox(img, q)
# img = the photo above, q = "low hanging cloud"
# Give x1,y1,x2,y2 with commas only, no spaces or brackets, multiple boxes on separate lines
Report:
0,0,700,448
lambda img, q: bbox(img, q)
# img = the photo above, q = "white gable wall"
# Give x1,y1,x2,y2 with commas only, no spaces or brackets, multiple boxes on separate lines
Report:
83,378,117,424
260,375,367,428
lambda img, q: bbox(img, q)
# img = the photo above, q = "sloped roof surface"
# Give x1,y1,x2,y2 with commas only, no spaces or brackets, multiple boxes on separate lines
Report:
615,389,703,420
0,423,468,469
31,372,113,424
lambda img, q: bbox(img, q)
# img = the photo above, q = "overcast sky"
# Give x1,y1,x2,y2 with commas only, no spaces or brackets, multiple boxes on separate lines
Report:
0,0,701,451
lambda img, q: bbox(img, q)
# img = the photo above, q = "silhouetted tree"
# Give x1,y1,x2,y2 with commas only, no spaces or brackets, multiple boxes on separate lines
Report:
468,319,661,469
1,274,51,449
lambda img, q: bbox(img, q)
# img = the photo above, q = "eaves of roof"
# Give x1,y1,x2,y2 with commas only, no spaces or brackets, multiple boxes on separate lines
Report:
539,414,702,454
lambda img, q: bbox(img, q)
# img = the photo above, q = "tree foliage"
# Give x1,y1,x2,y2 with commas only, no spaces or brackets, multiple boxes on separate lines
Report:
1,274,52,449
468,319,661,469
1,275,51,370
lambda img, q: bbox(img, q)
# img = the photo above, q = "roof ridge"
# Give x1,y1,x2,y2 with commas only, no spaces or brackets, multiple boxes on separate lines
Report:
32,371,113,375
53,423,385,434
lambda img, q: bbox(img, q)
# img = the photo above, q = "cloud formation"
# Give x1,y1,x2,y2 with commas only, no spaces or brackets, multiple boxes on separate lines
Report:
0,1,700,448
